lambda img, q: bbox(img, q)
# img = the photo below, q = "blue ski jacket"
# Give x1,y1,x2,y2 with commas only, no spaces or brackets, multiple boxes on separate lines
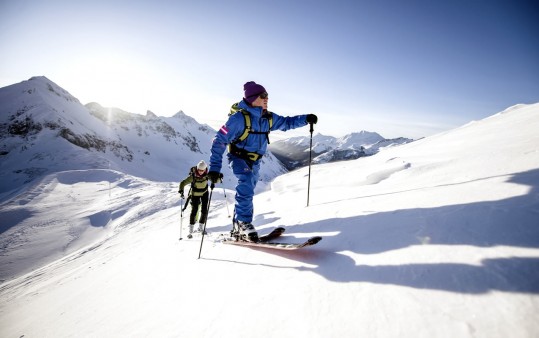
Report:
209,99,309,173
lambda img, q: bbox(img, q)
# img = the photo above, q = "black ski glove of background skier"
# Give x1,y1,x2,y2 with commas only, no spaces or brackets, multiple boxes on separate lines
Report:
208,171,223,184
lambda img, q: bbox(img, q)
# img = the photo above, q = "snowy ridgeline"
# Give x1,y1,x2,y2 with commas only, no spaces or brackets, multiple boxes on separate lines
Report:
0,76,287,198
0,77,539,337
269,131,413,170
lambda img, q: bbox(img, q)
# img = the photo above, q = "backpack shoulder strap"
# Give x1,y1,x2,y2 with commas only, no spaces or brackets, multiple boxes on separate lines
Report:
229,103,272,144
266,112,273,129
237,110,251,143
230,103,251,143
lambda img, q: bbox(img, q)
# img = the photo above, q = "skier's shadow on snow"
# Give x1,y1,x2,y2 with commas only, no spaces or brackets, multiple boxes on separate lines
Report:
268,168,539,294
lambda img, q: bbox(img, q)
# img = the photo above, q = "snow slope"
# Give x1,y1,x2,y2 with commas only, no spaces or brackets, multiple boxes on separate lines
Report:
1,103,539,337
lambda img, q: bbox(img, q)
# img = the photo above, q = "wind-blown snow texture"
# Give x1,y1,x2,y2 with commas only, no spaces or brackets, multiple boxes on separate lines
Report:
1,78,539,337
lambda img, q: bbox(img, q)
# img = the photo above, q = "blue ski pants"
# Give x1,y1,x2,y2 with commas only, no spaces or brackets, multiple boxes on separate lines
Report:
229,155,260,223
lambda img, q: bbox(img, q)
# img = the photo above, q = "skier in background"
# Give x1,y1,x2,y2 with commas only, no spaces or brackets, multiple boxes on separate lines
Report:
179,160,209,238
207,81,317,242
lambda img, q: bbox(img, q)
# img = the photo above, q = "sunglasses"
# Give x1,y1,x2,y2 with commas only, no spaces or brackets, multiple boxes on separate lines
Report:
258,92,268,99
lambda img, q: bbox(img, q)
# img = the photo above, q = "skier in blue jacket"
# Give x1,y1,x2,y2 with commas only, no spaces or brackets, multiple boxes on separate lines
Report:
208,81,317,242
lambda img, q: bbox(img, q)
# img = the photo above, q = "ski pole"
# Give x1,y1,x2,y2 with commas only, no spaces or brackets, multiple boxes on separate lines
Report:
307,121,314,207
198,182,215,259
179,196,184,240
223,187,231,218
183,195,191,212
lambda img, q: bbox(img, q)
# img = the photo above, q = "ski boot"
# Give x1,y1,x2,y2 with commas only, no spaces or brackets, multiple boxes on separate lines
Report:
197,223,207,235
237,221,259,242
187,224,194,239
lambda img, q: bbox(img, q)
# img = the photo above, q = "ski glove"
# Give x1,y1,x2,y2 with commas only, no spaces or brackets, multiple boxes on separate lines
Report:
306,114,318,124
208,171,223,184
179,190,184,198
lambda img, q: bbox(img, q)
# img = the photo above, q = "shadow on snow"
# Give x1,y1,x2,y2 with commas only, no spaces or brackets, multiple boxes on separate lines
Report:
215,168,539,295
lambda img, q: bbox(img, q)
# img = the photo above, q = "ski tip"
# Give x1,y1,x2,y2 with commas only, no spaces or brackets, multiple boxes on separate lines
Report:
307,236,322,245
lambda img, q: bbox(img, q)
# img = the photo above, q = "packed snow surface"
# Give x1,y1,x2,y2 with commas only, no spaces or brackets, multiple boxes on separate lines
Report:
1,103,539,337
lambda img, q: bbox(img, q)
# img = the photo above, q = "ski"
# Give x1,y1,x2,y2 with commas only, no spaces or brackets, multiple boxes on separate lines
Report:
221,226,285,242
258,227,285,242
181,226,282,242
222,236,322,251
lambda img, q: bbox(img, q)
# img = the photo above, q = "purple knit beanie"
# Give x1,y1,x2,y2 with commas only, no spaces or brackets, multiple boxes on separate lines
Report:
243,81,266,104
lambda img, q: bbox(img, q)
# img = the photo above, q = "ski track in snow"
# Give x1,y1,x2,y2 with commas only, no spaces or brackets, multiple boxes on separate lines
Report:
363,159,411,185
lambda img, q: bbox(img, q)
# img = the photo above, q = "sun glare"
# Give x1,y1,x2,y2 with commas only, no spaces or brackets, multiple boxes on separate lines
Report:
63,53,158,114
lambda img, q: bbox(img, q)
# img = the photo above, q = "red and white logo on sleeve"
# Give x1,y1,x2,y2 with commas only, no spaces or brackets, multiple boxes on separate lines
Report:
219,125,229,135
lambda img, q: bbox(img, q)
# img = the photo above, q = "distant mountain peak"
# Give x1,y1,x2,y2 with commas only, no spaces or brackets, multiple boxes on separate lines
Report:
269,130,412,170
28,75,50,82
17,76,81,104
172,110,187,118
172,110,199,125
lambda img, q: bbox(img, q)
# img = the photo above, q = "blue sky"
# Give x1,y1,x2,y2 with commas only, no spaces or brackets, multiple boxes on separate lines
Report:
1,0,538,139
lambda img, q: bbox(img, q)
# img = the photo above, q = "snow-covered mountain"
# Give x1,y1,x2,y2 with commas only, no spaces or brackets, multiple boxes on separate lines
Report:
269,130,413,170
1,79,538,337
0,76,286,199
